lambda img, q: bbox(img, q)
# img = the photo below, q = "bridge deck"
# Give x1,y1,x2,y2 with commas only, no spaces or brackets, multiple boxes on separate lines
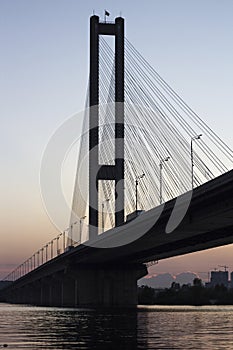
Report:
3,169,233,289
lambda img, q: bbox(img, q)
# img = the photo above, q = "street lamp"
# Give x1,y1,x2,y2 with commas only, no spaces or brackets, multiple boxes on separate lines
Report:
62,227,70,252
36,251,40,267
63,230,66,252
79,215,87,240
45,244,48,262
56,234,62,255
159,157,170,204
102,199,110,232
191,134,202,190
70,221,77,245
33,254,36,269
41,248,44,264
135,173,145,212
50,240,54,259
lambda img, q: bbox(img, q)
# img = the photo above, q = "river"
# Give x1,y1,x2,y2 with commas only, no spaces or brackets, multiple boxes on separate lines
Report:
1,303,233,349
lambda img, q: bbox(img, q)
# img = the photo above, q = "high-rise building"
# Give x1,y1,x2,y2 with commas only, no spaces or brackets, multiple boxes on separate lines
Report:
230,272,233,288
207,270,229,288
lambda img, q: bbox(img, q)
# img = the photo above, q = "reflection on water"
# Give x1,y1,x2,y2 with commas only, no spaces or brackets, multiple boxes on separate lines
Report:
1,304,233,349
0,304,138,350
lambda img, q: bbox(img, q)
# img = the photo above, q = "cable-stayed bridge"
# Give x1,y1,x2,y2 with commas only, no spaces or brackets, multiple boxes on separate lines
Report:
1,15,233,307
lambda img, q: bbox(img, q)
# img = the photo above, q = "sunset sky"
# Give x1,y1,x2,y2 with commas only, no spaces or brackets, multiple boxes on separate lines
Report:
0,0,233,280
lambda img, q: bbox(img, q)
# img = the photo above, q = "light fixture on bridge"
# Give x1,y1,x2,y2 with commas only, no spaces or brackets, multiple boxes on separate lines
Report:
36,251,40,267
55,233,63,255
45,244,49,262
101,199,110,233
80,215,87,240
159,156,170,204
50,239,54,259
135,173,145,213
62,226,71,252
191,134,202,190
70,221,78,245
40,247,44,265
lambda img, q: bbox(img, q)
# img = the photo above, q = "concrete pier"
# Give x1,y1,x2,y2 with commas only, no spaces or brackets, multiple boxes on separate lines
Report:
1,263,147,308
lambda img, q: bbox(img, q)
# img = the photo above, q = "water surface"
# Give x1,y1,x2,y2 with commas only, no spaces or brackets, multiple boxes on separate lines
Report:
1,303,233,349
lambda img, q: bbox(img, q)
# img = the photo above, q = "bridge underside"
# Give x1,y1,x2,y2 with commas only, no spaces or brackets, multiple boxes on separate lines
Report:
2,263,147,308
73,169,233,265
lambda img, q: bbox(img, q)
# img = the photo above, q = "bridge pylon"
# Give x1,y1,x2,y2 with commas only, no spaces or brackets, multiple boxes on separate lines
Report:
89,15,125,239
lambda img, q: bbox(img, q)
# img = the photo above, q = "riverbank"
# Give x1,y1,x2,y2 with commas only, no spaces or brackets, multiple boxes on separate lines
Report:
138,283,233,305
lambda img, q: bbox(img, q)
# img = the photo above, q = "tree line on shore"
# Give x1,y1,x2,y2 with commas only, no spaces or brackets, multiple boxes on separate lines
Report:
138,278,233,305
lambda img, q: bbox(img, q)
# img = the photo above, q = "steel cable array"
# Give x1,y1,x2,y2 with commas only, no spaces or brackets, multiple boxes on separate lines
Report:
70,36,233,237
3,36,233,282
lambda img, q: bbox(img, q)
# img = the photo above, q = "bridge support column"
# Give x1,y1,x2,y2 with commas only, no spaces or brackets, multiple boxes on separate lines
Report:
61,277,75,307
70,263,147,307
1,264,147,308
42,272,75,307
39,278,53,306
17,286,27,304
48,274,63,306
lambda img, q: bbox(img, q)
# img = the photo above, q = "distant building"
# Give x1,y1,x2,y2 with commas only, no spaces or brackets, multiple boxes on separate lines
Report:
206,270,228,288
230,272,233,288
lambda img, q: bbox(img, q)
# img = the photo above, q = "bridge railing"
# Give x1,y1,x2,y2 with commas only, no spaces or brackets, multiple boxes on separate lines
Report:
2,231,80,283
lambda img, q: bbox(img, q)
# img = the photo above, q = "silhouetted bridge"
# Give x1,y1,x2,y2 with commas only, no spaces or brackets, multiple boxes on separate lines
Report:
1,169,233,307
1,15,233,307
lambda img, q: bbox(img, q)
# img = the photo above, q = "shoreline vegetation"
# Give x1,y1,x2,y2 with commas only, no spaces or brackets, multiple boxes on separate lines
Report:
138,278,233,306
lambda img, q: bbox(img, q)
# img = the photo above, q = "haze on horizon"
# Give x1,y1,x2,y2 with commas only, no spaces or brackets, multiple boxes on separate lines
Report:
0,0,233,279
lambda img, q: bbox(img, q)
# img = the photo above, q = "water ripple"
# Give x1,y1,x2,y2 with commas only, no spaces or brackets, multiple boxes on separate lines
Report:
1,304,233,349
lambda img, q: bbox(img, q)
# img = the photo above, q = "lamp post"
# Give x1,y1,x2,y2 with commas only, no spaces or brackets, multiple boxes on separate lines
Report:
56,236,59,255
70,221,77,245
50,240,54,259
45,244,48,262
63,230,66,252
41,248,44,264
191,134,202,190
62,227,70,252
56,235,61,255
79,215,87,240
102,199,110,232
37,251,40,267
159,157,170,204
135,173,145,212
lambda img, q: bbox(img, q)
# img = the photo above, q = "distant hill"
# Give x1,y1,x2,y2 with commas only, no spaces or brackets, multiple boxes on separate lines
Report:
138,272,198,289
176,272,198,286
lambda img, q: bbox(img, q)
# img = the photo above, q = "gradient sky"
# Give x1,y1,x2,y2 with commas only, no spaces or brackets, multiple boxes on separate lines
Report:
0,0,233,279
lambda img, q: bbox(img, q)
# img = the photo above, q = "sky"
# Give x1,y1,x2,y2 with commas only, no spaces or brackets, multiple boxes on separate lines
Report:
0,0,233,279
